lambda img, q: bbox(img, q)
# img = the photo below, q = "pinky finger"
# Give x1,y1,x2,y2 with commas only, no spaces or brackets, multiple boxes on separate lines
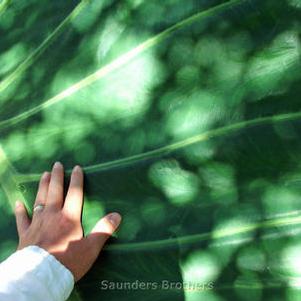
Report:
15,200,30,237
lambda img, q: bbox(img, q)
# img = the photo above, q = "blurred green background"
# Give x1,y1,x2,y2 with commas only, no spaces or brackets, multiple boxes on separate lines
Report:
1,0,301,300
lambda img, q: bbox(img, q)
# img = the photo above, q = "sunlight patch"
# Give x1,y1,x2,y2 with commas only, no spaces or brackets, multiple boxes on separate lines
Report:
46,47,162,128
148,160,200,205
281,242,301,288
181,251,220,285
0,43,27,77
2,131,26,162
199,163,237,205
262,186,301,219
164,90,223,140
246,31,301,101
82,198,105,234
96,18,126,61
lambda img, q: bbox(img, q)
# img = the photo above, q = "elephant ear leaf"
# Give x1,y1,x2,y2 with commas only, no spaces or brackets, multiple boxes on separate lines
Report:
1,1,301,301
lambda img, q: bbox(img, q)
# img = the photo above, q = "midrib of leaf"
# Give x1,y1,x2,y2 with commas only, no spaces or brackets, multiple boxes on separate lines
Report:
16,110,301,183
0,0,10,15
0,0,88,94
105,214,301,252
0,0,245,130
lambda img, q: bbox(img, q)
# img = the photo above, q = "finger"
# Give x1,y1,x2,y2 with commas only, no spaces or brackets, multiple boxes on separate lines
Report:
63,165,84,219
84,212,122,256
46,162,64,210
34,171,51,207
15,201,31,236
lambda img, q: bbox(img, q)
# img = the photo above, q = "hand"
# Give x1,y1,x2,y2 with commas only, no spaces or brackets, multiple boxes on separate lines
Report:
14,162,122,281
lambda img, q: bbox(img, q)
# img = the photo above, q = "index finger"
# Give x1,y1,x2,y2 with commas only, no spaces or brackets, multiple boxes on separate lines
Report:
63,165,84,220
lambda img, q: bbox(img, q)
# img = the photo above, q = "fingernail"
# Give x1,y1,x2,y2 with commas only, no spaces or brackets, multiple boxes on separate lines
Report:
107,212,122,228
15,200,22,208
54,161,62,168
42,171,50,179
73,165,81,172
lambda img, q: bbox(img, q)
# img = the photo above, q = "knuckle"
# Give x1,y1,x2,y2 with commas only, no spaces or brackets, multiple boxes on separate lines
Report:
60,214,77,228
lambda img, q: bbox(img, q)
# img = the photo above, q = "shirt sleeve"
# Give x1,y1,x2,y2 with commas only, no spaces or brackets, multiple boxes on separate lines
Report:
0,245,74,301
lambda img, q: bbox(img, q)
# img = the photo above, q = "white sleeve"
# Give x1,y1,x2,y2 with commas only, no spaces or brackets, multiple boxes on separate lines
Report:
0,245,74,301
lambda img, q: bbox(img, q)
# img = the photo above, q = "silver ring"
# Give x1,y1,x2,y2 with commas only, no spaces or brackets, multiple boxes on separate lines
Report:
33,204,45,213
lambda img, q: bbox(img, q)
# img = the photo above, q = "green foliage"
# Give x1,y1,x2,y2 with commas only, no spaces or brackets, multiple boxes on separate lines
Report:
0,0,301,300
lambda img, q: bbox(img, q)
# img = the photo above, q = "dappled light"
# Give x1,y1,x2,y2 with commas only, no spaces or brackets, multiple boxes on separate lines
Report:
0,0,301,300
148,160,200,206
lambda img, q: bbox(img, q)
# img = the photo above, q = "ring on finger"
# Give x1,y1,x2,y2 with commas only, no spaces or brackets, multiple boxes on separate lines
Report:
33,204,45,213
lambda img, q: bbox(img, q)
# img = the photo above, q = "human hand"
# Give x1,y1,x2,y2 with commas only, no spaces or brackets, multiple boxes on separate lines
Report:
14,162,121,281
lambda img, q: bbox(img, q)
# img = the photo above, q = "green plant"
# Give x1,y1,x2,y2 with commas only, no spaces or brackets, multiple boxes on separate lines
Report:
1,0,301,300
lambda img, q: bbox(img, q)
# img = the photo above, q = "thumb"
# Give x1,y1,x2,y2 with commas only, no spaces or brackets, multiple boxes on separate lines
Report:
15,200,31,237
85,212,122,255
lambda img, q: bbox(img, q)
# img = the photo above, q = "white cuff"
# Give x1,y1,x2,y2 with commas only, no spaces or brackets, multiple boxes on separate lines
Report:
0,245,74,301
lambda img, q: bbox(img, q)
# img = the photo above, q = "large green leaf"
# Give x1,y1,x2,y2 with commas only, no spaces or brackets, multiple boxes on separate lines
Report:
1,0,301,300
